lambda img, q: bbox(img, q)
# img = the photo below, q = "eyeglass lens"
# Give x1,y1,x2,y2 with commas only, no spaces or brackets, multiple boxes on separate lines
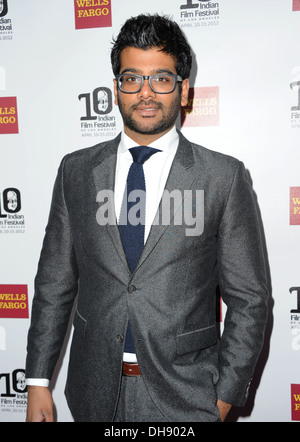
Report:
118,74,176,93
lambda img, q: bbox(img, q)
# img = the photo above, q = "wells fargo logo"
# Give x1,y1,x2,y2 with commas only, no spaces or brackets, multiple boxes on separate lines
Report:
291,384,300,421
0,285,28,319
293,0,300,11
0,97,19,134
181,87,219,127
290,187,300,225
74,0,112,30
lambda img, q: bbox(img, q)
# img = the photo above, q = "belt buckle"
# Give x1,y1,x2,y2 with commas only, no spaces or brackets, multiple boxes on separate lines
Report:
122,362,141,376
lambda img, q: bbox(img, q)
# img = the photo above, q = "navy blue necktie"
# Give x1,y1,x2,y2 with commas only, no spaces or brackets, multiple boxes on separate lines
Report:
119,146,161,353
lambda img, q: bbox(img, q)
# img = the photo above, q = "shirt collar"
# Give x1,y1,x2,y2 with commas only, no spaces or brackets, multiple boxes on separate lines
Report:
119,126,179,155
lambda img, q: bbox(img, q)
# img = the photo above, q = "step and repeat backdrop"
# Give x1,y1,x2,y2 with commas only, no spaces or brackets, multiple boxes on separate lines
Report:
0,0,300,422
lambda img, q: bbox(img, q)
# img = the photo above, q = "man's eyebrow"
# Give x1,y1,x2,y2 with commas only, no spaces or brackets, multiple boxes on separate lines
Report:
154,68,176,75
119,68,176,75
119,68,139,75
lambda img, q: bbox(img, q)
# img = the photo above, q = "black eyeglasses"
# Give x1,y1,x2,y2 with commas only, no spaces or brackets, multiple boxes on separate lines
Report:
115,73,183,94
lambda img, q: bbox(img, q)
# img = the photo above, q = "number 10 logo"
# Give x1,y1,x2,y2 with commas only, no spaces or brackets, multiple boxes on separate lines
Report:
79,87,113,121
180,0,210,9
0,188,21,218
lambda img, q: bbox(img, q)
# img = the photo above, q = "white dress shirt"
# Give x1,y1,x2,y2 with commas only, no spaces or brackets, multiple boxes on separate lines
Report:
115,126,179,242
26,126,179,386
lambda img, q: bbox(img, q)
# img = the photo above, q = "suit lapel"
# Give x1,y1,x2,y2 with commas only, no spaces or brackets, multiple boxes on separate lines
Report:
91,132,199,276
92,134,131,273
136,132,197,272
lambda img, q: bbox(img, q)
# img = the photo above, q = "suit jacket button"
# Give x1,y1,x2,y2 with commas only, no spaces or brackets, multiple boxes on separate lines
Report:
128,285,136,293
116,334,124,343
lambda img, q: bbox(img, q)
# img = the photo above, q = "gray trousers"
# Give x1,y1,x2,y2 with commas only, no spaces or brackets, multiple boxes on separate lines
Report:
113,375,168,422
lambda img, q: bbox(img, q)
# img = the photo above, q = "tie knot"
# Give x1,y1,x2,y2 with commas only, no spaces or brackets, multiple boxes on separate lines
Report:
129,146,161,165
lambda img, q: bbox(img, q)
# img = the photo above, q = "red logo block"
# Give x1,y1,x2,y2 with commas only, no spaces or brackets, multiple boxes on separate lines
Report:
74,0,112,30
291,384,300,421
293,0,300,11
181,87,219,127
0,285,29,318
0,97,19,134
290,187,300,225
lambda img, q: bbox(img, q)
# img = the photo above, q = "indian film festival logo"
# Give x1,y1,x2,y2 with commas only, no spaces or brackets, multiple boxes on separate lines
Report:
74,0,112,30
0,0,13,40
290,287,300,352
290,67,300,129
0,187,26,234
179,0,220,29
0,368,27,416
0,0,8,17
79,86,117,138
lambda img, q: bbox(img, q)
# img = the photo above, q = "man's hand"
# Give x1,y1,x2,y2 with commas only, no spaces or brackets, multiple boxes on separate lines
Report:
217,399,232,422
26,386,54,422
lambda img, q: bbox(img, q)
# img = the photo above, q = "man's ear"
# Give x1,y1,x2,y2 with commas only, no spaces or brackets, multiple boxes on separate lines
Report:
113,79,118,106
180,79,190,107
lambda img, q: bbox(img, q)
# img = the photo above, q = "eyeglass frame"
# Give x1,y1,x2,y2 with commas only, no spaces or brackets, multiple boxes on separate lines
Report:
115,73,183,94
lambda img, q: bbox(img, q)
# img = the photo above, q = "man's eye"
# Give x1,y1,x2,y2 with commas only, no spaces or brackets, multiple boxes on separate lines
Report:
153,76,171,83
124,76,139,83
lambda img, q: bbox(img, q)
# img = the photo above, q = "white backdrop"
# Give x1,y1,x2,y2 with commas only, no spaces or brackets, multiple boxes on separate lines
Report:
1,0,300,422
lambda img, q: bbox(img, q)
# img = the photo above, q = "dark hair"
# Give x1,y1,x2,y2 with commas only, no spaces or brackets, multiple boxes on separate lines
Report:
111,14,192,79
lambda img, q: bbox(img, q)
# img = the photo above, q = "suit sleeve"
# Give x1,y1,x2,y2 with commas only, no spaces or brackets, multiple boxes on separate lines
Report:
26,155,79,381
215,161,269,407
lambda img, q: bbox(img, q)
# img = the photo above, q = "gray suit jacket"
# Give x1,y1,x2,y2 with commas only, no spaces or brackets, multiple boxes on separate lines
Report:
26,131,268,422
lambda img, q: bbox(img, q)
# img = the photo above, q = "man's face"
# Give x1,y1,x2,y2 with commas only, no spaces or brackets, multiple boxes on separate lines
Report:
114,47,189,143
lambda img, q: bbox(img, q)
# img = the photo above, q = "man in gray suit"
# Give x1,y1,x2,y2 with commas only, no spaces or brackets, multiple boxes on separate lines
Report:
26,14,268,422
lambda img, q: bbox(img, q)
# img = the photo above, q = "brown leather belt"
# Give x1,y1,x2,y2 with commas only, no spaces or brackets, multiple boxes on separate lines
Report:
122,362,141,376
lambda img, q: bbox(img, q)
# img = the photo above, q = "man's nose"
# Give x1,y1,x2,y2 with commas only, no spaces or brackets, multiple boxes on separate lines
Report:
137,79,156,99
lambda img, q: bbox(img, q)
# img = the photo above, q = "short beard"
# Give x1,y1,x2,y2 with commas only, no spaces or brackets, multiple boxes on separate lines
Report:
117,92,181,136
